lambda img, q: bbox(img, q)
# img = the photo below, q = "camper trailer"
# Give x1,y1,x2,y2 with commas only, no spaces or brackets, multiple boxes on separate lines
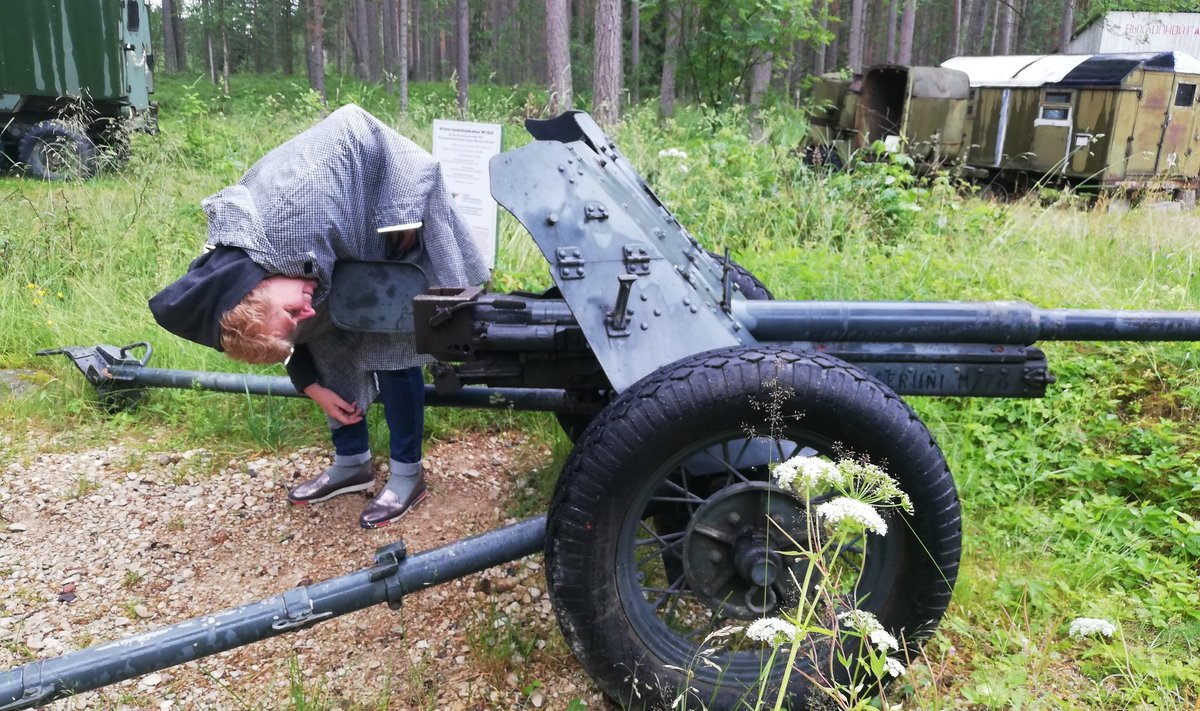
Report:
942,52,1200,192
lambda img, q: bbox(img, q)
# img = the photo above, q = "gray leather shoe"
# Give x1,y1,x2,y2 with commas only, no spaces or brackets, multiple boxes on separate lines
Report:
287,461,374,505
359,470,427,529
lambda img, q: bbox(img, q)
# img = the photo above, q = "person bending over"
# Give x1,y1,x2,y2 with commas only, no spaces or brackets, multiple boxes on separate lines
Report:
149,104,490,528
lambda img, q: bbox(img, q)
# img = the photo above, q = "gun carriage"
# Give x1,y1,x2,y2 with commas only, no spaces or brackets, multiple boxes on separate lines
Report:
11,111,1200,710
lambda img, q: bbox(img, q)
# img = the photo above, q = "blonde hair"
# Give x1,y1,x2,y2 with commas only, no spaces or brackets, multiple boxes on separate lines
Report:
219,283,294,364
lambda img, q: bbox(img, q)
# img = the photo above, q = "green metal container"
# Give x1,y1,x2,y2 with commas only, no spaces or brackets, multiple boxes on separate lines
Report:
1,0,156,180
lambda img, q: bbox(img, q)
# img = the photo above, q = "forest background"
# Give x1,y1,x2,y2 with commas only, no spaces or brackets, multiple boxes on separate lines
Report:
155,0,1200,127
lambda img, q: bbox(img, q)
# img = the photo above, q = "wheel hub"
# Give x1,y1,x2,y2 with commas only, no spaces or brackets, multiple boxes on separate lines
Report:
682,482,814,619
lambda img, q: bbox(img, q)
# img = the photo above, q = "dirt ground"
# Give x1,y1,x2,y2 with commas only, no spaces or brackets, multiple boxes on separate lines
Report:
0,427,615,710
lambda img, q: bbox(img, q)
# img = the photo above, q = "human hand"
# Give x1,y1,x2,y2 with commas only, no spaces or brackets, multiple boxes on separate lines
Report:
303,384,364,425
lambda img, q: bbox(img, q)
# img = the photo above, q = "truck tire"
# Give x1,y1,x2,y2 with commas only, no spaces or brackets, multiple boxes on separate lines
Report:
545,346,961,710
18,120,99,181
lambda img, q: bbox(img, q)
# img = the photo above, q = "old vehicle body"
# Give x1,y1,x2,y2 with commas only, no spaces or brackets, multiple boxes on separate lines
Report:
11,111,1200,710
0,0,158,180
942,51,1200,192
806,65,968,166
805,72,859,166
855,64,970,163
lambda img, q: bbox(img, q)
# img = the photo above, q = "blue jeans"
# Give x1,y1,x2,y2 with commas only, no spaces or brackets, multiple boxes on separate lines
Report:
330,368,424,464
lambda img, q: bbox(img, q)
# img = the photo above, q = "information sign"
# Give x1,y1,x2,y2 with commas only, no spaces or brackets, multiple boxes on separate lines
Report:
432,119,503,268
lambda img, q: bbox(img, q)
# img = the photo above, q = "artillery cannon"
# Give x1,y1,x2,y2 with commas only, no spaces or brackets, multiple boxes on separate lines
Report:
13,111,1200,710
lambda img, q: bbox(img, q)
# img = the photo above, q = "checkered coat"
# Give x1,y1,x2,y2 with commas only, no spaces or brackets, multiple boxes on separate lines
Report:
202,104,490,422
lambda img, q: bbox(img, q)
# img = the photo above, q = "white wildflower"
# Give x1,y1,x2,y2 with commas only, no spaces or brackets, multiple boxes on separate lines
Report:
816,497,888,536
678,164,689,173
745,617,796,647
773,456,844,495
868,628,900,652
1068,617,1116,639
838,609,898,652
658,147,689,160
883,657,907,678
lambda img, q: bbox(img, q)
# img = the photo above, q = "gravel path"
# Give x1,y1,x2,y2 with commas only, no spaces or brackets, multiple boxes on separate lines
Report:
0,428,611,710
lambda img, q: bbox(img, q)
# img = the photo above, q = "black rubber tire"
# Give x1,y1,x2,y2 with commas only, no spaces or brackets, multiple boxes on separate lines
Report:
18,120,98,181
705,249,774,301
545,346,961,710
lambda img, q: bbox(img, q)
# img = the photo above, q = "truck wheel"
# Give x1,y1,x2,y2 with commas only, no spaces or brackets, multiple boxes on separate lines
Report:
18,121,99,181
545,346,961,710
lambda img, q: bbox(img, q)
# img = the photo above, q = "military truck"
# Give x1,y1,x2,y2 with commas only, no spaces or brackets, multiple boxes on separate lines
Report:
1,0,158,181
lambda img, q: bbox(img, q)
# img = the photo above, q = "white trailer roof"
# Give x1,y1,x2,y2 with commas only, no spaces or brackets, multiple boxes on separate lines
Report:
941,52,1200,88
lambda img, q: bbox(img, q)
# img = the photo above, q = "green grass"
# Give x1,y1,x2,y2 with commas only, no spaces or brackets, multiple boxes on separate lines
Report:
2,73,1199,708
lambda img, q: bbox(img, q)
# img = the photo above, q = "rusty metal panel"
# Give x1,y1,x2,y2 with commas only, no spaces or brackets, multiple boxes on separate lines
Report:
1157,73,1200,176
1067,89,1120,179
1001,90,1043,170
967,89,1006,166
809,74,853,127
1127,69,1174,174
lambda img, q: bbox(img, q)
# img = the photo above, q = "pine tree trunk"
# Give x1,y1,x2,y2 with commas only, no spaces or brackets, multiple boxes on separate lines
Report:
827,0,840,71
1059,0,1075,50
897,0,915,65
281,0,295,74
659,0,679,117
813,0,827,75
951,0,961,56
302,0,326,103
383,0,396,90
162,0,179,73
368,0,383,82
456,0,469,117
546,0,573,114
747,52,772,140
847,0,865,72
998,0,1014,54
220,0,231,96
399,0,410,111
630,0,640,103
887,0,898,63
592,0,621,125
171,0,188,71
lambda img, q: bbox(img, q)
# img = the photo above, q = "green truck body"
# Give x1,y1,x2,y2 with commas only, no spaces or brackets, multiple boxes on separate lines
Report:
1,0,157,179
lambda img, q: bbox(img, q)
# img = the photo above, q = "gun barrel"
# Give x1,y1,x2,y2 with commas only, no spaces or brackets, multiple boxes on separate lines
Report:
736,301,1200,344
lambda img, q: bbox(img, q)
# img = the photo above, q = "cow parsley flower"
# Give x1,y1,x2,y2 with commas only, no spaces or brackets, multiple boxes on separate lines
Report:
773,456,845,496
658,148,689,160
745,617,796,647
1068,617,1116,639
838,609,899,652
816,497,889,536
884,657,907,678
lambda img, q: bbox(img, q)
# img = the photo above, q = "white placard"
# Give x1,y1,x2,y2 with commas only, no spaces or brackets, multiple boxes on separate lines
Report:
432,119,503,268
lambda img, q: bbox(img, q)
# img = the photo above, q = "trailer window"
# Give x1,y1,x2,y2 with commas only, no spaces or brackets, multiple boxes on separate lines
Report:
1038,90,1072,124
126,0,140,32
1176,83,1197,107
